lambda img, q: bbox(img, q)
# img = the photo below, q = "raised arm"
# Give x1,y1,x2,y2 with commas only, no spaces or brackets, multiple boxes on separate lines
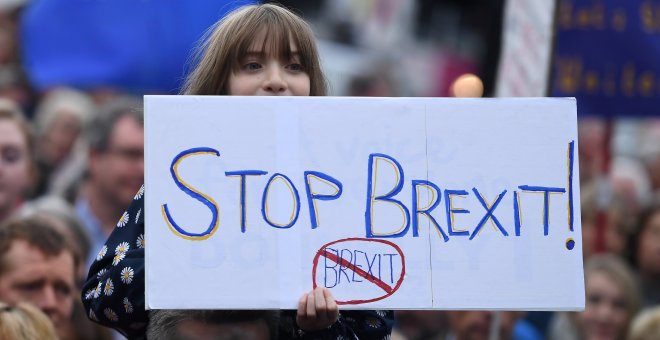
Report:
81,186,148,340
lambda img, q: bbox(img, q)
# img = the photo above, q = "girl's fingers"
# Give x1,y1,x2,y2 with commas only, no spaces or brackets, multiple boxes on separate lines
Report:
305,291,316,318
323,288,338,313
323,288,339,322
314,287,327,314
297,293,308,317
296,288,338,331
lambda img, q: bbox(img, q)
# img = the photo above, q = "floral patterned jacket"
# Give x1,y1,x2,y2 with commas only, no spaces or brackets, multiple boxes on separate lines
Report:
81,185,393,339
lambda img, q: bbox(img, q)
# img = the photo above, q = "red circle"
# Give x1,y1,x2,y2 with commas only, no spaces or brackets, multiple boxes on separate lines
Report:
311,237,406,305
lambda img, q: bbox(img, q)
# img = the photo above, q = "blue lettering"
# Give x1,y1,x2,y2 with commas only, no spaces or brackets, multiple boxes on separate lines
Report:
469,188,508,240
304,171,343,229
323,248,338,288
518,185,566,235
162,147,221,241
412,180,448,241
365,153,410,238
261,173,301,229
225,170,268,233
444,189,470,236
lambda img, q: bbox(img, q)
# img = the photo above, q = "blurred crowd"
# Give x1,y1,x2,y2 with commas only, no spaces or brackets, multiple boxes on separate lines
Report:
0,0,659,340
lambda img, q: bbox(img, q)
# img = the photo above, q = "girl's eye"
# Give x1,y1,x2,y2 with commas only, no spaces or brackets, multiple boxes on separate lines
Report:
287,63,304,72
244,62,262,71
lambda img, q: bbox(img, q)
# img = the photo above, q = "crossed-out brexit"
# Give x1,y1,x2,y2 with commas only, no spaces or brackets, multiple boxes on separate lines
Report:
162,141,576,245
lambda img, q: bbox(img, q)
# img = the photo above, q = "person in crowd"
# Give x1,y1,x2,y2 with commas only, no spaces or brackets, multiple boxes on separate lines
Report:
444,311,525,340
628,202,660,307
147,309,280,340
82,3,393,340
74,96,143,268
0,217,78,339
0,98,35,225
20,195,91,284
394,310,449,340
548,254,641,340
32,87,95,199
0,301,58,340
17,195,112,338
10,190,112,339
628,306,660,340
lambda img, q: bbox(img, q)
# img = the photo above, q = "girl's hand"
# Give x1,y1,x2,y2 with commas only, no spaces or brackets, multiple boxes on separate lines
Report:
296,287,339,332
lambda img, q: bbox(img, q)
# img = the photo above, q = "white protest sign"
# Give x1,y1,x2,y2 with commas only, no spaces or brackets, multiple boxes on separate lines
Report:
145,96,584,310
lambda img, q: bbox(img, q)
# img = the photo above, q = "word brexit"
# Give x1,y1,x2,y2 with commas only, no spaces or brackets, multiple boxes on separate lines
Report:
161,141,576,249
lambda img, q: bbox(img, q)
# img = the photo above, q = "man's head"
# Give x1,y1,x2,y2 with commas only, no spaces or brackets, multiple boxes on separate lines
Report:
147,309,280,340
0,217,77,339
87,97,144,209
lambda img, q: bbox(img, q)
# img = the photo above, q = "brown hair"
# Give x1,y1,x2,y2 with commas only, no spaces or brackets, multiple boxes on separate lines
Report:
0,302,58,340
182,4,327,96
0,217,78,277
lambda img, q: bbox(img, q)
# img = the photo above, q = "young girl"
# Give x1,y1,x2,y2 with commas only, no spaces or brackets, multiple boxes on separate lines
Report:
82,4,393,339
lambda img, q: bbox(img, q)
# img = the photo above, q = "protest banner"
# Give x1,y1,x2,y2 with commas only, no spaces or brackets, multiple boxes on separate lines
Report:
145,96,584,310
550,0,660,116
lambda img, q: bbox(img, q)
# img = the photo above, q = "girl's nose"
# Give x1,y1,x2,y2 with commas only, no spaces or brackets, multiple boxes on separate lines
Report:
263,67,287,94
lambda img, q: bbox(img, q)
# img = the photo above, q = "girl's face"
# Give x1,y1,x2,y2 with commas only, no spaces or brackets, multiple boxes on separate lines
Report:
0,119,31,217
228,30,310,96
577,271,630,340
637,211,660,276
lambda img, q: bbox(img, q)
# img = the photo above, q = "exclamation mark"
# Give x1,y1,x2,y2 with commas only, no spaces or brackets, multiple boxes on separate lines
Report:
566,140,576,251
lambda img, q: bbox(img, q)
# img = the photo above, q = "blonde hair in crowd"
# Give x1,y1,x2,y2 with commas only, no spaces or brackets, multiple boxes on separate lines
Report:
0,302,58,340
629,306,660,340
182,3,327,96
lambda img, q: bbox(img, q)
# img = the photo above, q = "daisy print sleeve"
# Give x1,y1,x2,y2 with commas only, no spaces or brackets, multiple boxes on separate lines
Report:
81,185,393,340
81,185,148,340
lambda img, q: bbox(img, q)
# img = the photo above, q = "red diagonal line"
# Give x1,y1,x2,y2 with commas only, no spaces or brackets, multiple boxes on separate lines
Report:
320,250,393,294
